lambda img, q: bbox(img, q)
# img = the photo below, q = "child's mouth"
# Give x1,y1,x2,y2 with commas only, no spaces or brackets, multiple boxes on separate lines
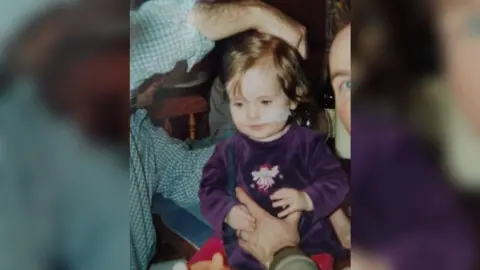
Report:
249,124,266,130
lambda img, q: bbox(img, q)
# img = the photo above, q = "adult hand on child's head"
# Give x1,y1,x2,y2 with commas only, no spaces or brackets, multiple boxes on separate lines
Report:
256,3,307,58
235,187,301,267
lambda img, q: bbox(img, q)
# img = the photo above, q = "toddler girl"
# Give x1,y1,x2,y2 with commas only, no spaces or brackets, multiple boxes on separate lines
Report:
199,31,348,270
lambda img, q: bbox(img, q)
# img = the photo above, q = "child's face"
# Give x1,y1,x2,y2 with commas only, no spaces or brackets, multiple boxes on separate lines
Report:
229,66,293,141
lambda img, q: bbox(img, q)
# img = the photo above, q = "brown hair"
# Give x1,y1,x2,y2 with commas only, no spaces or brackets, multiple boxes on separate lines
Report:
221,31,316,125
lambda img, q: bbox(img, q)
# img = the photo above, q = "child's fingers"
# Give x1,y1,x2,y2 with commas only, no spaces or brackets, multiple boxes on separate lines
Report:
210,253,226,270
270,188,293,200
238,204,248,211
278,205,299,218
238,205,252,216
272,198,291,208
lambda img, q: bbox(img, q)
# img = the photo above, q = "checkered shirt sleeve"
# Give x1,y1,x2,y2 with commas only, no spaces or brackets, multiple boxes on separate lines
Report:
130,110,214,269
130,0,215,94
130,1,216,267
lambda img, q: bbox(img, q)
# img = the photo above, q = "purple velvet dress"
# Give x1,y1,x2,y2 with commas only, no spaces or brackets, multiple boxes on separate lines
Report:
199,123,349,269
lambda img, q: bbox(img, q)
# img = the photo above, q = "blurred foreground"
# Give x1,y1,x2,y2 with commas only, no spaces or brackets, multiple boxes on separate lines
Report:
0,1,129,269
352,0,480,269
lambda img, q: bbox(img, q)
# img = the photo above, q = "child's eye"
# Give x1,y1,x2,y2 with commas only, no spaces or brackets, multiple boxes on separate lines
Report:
233,102,244,107
261,100,272,105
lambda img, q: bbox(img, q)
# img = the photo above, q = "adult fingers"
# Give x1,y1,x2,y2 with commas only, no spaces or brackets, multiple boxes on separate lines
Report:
236,187,269,219
240,219,256,232
237,229,253,242
238,207,255,223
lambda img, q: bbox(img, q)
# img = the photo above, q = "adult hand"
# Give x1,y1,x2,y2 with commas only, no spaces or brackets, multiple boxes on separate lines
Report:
134,74,164,109
235,187,301,267
225,204,256,232
255,2,307,58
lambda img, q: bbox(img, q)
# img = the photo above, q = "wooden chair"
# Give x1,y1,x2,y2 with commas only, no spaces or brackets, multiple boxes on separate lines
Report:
148,93,209,140
144,53,220,140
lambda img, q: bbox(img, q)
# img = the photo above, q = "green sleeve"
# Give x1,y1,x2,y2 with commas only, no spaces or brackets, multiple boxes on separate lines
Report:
270,247,318,270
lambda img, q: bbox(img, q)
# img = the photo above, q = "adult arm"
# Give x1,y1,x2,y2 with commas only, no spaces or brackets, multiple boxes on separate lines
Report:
130,0,306,96
188,0,306,57
187,1,262,41
303,136,349,222
198,142,236,234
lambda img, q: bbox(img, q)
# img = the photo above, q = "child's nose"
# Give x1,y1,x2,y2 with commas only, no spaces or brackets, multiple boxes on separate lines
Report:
246,106,259,120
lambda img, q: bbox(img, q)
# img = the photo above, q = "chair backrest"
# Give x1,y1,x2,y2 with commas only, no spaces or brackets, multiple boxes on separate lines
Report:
134,45,220,140
145,70,214,140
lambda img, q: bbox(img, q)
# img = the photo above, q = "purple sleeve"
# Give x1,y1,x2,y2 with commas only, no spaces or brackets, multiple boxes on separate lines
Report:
384,231,475,270
198,142,236,234
351,113,476,270
303,136,349,222
366,137,476,270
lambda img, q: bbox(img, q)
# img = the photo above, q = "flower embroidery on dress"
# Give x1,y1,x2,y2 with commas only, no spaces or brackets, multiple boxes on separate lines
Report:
251,164,279,193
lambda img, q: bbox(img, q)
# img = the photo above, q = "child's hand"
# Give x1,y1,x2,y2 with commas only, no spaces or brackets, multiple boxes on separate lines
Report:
225,205,255,232
270,188,313,218
188,253,230,270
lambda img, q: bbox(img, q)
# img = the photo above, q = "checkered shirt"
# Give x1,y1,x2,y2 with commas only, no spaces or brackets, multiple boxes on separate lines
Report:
130,0,215,268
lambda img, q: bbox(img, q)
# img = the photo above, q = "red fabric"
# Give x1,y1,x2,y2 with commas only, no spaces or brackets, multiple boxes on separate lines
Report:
188,237,228,267
187,237,333,270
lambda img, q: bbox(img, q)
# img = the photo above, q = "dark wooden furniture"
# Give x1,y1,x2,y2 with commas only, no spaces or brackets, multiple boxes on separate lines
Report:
147,86,211,140
143,47,220,139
